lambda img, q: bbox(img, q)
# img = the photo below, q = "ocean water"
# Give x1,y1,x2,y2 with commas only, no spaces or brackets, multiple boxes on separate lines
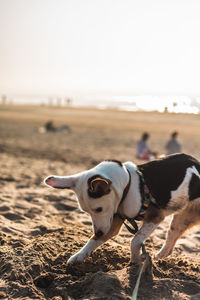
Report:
2,94,200,114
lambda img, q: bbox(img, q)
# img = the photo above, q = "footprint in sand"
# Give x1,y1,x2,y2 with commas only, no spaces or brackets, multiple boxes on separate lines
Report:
0,205,10,212
44,194,76,203
82,220,92,226
24,207,42,218
0,176,15,182
30,225,63,236
54,202,77,211
2,212,25,221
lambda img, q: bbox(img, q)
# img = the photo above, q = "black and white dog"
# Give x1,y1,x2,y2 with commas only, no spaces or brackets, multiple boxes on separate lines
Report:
45,153,200,264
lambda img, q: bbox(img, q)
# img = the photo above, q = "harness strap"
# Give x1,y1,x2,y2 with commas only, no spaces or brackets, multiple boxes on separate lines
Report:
117,166,158,235
117,213,139,234
120,168,131,203
116,167,139,234
134,169,157,221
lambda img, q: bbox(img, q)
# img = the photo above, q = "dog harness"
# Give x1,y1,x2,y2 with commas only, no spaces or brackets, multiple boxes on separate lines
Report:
116,168,157,234
134,169,157,220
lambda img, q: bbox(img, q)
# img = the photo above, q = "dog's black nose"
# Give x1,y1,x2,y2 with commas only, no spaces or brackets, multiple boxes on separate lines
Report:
95,230,103,238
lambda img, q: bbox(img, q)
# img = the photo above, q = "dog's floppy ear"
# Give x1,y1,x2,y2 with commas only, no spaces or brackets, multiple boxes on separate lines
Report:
44,175,76,189
88,175,112,198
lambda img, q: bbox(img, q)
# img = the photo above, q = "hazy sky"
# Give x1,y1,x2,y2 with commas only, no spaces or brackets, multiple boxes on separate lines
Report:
1,0,200,96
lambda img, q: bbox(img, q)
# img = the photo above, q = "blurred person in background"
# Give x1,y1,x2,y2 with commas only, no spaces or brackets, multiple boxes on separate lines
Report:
136,132,157,160
165,131,182,155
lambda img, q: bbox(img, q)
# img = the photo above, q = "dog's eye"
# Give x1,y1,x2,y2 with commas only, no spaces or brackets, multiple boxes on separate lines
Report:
95,207,102,213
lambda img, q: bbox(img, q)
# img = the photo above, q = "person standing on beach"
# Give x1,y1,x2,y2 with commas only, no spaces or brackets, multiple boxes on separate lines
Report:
165,131,182,155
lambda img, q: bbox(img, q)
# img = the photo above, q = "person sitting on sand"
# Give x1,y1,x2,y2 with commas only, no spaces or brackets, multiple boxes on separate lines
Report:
136,132,156,160
43,120,71,133
45,120,56,131
165,131,182,155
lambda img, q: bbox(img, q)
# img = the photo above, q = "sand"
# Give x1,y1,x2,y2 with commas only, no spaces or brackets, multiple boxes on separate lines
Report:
0,105,199,299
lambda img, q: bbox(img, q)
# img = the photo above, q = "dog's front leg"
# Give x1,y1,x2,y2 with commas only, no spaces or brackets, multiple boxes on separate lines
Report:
67,215,123,264
67,237,103,264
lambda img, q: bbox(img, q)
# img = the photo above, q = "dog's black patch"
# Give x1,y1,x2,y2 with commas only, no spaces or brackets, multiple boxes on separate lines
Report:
138,153,200,208
105,160,123,167
189,173,200,200
88,174,111,198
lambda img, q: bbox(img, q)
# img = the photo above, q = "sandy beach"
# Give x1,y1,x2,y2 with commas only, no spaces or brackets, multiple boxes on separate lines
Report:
0,105,199,299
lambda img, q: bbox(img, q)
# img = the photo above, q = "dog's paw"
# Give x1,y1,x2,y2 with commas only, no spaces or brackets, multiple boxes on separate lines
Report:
155,247,172,260
67,252,85,265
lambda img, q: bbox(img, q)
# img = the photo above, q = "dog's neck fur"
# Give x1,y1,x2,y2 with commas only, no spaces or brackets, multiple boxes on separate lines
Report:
117,162,142,219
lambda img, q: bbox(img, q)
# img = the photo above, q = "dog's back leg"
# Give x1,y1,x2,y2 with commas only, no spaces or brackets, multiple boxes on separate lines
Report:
156,201,200,259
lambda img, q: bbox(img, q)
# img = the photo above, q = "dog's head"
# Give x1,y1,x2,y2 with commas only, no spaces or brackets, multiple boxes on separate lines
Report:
44,160,130,237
